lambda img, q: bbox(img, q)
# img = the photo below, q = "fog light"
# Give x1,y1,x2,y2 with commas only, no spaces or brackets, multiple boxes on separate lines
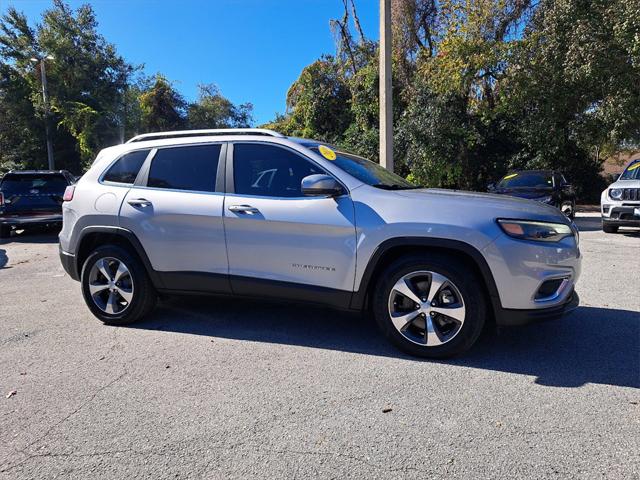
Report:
535,278,568,301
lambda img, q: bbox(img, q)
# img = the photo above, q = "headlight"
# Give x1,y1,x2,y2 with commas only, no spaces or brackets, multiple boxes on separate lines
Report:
497,219,574,242
609,188,623,200
537,196,553,204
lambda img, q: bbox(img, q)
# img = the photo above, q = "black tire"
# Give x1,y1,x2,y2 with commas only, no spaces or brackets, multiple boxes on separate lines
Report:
81,245,157,325
372,254,486,358
602,222,618,234
0,225,10,238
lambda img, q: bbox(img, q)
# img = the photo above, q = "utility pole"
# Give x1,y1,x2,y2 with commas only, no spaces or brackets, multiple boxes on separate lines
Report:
31,55,55,170
379,0,393,172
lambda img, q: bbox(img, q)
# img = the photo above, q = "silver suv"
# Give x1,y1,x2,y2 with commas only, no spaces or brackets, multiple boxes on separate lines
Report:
59,129,581,358
601,158,640,233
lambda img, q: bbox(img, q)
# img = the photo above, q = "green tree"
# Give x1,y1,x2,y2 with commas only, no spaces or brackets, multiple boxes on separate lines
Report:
138,74,186,133
187,83,253,129
0,0,132,172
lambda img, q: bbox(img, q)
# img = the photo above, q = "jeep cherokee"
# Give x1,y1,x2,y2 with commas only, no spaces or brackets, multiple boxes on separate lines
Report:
59,129,581,358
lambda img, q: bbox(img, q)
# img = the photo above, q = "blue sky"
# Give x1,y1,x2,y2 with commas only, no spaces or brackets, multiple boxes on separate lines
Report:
2,0,379,125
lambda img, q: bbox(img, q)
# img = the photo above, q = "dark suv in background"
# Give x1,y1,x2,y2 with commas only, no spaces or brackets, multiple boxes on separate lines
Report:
488,170,576,219
0,170,75,238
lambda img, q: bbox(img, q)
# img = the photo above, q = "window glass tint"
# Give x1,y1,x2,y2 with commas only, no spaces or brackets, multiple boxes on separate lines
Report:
306,145,416,189
1,174,68,195
233,143,323,197
148,144,220,192
620,159,640,180
497,172,553,189
103,149,149,184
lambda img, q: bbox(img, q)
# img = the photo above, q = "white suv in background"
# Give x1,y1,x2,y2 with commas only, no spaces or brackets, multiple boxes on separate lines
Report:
59,129,581,358
601,158,640,233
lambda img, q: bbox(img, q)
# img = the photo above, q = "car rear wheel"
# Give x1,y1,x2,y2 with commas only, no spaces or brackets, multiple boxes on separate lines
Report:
81,245,157,325
0,225,10,238
602,222,619,234
372,254,486,358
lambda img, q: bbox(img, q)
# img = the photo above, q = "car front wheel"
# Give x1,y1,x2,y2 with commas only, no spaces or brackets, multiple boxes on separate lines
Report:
372,254,486,358
81,245,157,325
602,221,619,234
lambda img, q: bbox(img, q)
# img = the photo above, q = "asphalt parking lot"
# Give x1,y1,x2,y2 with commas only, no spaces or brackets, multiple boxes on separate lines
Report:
0,213,638,479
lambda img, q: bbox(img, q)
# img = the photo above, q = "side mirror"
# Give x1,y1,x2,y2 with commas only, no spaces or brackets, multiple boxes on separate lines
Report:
301,174,343,197
487,183,496,192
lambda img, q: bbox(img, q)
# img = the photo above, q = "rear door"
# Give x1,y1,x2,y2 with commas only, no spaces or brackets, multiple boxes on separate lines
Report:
223,142,357,304
119,143,230,293
0,173,68,216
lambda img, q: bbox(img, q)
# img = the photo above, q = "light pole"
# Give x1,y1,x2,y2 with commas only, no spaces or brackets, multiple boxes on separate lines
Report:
30,55,55,170
379,0,393,172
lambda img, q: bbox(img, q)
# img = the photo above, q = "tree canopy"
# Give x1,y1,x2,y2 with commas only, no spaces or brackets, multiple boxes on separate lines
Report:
270,0,640,199
1,0,638,200
0,0,252,174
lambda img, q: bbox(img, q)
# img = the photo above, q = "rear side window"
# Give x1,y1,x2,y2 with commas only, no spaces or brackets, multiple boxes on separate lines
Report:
0,174,68,195
147,144,221,192
103,149,150,184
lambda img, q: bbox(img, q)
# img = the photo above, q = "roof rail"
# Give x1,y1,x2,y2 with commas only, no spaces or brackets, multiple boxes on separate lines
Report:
125,128,285,143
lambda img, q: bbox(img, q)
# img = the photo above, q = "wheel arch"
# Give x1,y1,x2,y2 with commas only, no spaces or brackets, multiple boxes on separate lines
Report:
75,226,163,288
351,238,501,318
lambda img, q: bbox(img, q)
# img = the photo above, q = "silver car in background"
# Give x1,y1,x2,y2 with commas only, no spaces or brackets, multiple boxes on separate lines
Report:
601,158,640,233
59,129,581,358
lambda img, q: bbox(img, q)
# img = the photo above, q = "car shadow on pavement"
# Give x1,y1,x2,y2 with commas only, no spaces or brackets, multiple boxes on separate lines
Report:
131,297,639,389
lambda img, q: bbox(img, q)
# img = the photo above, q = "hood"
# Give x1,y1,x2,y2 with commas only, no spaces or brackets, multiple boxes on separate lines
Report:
608,179,640,190
393,188,569,224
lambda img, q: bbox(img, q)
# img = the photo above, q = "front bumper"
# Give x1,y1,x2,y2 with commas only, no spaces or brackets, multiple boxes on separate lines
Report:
495,290,579,326
59,244,80,281
601,204,640,227
0,214,63,228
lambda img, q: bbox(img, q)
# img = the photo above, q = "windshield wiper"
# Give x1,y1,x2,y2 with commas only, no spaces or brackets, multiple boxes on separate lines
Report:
372,184,422,190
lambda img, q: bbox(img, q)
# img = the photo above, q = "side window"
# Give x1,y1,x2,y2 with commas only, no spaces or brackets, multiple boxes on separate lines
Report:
233,143,323,197
103,149,150,184
147,144,221,192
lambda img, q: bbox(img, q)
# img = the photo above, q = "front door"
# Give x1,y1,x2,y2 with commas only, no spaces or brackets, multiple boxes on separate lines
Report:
223,142,357,304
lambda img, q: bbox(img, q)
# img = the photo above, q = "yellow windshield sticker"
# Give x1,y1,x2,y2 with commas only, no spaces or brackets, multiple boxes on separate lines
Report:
627,162,640,171
503,173,518,180
318,145,337,161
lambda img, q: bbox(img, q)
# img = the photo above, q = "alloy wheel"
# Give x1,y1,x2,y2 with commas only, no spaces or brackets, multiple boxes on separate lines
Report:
387,270,466,346
88,257,134,315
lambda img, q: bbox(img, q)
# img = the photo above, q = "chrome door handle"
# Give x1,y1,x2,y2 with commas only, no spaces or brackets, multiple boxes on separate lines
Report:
228,204,259,214
127,198,152,207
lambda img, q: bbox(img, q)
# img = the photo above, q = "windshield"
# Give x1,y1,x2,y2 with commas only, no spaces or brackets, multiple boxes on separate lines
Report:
619,160,640,180
306,145,418,189
0,174,68,196
497,172,553,189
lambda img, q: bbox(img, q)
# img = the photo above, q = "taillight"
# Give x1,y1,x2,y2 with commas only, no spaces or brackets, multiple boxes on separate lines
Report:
0,192,4,206
63,185,75,202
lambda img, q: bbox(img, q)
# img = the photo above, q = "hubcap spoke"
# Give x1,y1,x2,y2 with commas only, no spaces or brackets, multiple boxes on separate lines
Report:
430,305,466,324
89,282,109,296
114,262,129,282
425,315,444,346
104,291,117,314
391,277,421,304
116,286,133,303
96,259,112,282
426,272,447,303
390,311,420,331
